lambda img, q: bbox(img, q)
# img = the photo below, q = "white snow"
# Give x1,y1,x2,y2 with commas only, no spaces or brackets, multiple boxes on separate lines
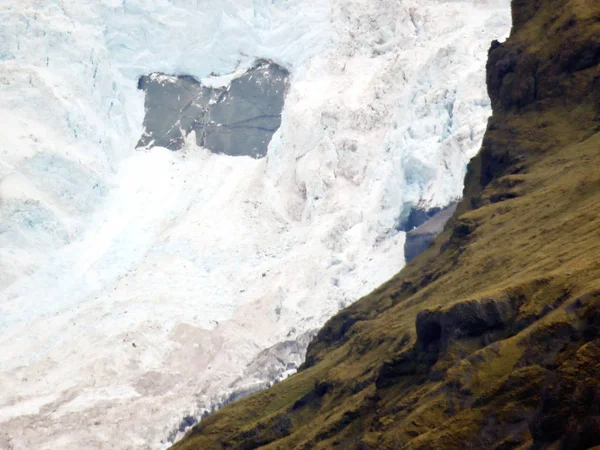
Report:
0,0,511,448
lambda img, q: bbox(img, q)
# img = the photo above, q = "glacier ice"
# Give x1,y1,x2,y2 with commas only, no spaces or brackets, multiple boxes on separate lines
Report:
0,0,511,448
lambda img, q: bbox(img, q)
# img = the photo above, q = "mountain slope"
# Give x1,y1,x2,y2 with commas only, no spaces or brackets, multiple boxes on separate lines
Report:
171,0,600,448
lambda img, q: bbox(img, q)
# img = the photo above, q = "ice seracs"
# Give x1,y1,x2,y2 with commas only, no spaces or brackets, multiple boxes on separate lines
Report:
0,0,511,449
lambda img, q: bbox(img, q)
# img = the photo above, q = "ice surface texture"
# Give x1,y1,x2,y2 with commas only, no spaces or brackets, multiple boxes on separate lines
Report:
0,0,511,449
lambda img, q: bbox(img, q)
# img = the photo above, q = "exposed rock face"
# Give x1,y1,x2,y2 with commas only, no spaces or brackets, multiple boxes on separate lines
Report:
137,60,290,158
398,205,446,232
404,203,457,262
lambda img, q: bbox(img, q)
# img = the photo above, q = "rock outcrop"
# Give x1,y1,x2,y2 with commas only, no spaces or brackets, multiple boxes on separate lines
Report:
404,203,457,262
137,60,290,158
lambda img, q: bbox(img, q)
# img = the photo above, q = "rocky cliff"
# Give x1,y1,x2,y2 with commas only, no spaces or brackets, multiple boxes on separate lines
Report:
171,0,600,448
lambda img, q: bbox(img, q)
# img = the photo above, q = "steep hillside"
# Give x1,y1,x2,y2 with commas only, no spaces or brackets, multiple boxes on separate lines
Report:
171,0,600,448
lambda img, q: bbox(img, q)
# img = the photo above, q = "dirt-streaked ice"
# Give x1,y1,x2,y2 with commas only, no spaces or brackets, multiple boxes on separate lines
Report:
0,0,511,448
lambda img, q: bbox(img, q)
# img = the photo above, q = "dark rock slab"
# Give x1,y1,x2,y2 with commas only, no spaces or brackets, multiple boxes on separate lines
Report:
398,205,444,232
137,60,290,158
404,202,457,262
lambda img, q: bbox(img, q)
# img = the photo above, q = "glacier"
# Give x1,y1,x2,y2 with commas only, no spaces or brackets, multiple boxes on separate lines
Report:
0,0,511,448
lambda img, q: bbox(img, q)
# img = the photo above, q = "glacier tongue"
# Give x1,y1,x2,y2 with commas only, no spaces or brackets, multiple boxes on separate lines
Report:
0,0,511,448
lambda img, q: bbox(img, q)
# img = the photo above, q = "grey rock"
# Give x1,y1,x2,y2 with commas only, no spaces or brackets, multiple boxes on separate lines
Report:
404,202,457,262
398,205,444,232
136,60,290,158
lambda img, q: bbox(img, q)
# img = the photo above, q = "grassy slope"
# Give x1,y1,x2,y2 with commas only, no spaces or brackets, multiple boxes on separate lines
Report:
172,0,600,448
